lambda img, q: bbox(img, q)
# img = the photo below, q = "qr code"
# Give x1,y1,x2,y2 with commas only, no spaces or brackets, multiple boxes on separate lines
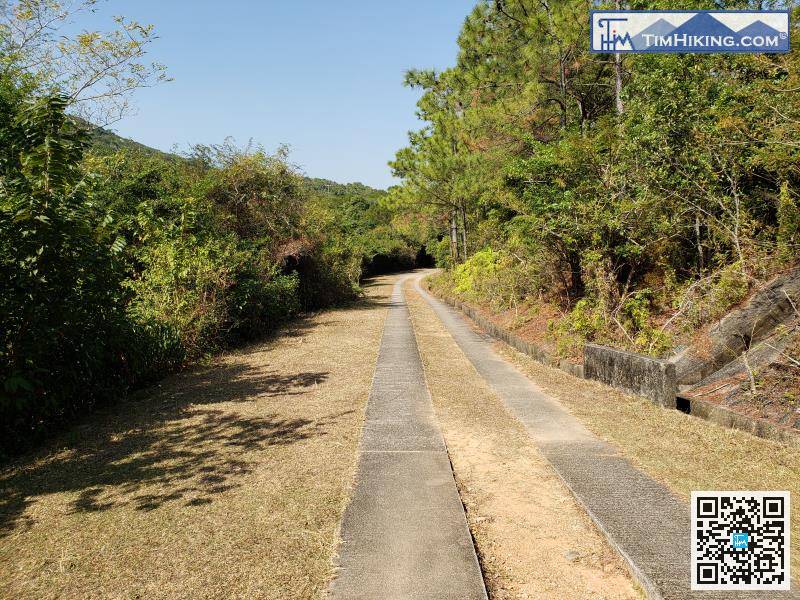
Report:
692,491,790,590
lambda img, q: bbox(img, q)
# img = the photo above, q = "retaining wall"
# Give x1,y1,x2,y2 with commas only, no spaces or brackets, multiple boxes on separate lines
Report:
440,296,584,379
584,343,678,408
432,288,800,446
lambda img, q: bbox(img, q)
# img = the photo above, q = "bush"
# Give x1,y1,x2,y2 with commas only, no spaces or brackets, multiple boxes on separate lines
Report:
428,237,454,269
228,266,300,340
294,247,361,312
453,248,499,297
0,97,347,457
0,89,419,457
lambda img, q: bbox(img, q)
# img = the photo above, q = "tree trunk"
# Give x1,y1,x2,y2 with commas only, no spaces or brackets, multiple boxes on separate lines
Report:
614,0,624,115
542,1,568,129
460,204,468,260
567,251,584,301
694,212,704,274
450,210,460,263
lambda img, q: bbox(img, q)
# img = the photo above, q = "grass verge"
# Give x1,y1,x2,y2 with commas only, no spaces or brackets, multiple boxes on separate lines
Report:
405,284,641,600
0,276,395,600
494,339,800,578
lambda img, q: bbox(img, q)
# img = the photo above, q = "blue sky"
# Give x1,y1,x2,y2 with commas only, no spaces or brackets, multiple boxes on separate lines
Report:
78,1,473,189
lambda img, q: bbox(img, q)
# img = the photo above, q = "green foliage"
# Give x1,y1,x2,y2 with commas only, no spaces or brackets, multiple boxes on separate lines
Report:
552,288,672,359
0,3,425,458
392,0,800,357
441,246,545,313
453,248,499,297
0,90,420,457
428,237,453,269
672,261,752,335
0,92,183,456
307,178,419,277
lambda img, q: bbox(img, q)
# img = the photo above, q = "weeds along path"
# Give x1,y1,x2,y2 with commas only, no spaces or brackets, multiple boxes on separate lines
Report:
0,274,397,600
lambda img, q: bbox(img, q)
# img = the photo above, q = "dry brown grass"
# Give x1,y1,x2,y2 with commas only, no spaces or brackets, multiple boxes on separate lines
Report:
495,341,800,578
0,276,396,600
405,285,641,600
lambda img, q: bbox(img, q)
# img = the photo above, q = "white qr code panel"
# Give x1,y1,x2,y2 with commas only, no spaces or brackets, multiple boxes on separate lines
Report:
692,491,790,590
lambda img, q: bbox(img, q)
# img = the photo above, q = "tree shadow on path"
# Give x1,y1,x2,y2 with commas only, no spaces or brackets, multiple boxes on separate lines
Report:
0,360,337,537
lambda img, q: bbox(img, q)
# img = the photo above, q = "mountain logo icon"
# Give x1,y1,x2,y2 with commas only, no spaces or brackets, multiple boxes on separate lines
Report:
591,10,790,54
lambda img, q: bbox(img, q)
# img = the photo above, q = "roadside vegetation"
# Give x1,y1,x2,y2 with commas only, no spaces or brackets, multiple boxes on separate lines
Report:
391,0,800,375
0,1,420,458
0,276,395,599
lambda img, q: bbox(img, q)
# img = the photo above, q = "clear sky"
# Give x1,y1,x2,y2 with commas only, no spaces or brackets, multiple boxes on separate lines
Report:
77,1,474,189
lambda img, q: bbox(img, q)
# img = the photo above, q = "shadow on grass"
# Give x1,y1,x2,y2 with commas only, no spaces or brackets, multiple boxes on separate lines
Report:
0,361,337,536
0,271,405,538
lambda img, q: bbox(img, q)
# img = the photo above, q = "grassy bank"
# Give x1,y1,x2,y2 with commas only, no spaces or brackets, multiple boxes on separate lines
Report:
0,275,395,599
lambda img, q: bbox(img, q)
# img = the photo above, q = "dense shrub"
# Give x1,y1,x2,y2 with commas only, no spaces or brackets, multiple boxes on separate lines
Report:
0,90,417,457
0,95,184,456
778,182,800,264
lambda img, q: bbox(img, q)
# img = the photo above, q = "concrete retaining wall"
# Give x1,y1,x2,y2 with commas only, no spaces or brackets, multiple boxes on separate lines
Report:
584,344,677,408
433,287,800,446
679,395,800,448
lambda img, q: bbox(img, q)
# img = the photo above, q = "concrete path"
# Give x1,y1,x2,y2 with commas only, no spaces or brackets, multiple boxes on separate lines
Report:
328,277,487,599
413,273,796,600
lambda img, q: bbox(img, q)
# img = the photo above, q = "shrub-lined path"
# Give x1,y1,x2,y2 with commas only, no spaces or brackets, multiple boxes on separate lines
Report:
2,271,798,599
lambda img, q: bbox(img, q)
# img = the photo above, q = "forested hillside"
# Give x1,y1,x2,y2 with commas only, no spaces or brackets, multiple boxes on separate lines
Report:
3,0,800,457
391,0,800,363
0,2,419,456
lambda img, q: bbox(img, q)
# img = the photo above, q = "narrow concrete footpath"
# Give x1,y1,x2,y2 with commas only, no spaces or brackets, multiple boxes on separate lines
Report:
414,273,796,600
328,276,487,599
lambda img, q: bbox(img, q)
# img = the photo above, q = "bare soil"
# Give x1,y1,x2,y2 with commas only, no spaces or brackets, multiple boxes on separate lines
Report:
0,275,396,600
405,284,642,600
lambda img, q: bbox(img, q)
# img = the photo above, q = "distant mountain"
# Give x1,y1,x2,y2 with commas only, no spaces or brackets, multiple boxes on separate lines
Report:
81,121,382,194
670,13,736,38
80,119,180,161
632,18,677,50
302,177,385,197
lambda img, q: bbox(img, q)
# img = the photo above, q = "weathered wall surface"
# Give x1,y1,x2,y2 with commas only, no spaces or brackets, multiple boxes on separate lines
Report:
671,267,800,386
682,396,800,448
584,344,678,408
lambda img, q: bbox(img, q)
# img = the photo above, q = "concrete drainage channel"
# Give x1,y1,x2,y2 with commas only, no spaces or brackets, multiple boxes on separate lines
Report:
435,293,800,448
415,275,799,599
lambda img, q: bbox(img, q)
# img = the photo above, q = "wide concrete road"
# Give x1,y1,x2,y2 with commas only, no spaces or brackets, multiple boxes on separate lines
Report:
328,276,487,599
